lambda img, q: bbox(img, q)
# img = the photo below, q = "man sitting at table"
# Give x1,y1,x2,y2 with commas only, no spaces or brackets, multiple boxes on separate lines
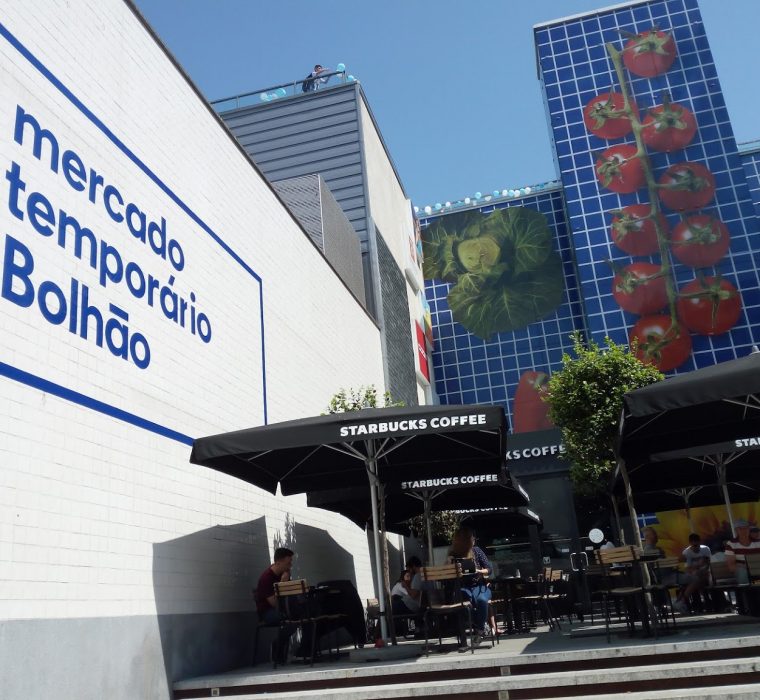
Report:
674,533,710,614
254,547,296,663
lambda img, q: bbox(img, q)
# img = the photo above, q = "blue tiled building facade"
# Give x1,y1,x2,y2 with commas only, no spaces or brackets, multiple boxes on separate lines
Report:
422,0,760,436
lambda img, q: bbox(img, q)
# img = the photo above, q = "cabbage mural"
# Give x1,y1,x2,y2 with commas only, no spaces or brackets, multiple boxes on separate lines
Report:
421,207,564,340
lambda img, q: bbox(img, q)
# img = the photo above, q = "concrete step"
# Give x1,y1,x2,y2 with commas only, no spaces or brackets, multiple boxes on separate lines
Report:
573,685,760,700
173,635,760,698
185,657,760,699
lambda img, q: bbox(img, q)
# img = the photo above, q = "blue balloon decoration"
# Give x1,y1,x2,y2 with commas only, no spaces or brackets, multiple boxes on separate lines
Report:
347,75,356,82
492,190,500,197
336,63,346,72
276,87,287,97
260,93,270,101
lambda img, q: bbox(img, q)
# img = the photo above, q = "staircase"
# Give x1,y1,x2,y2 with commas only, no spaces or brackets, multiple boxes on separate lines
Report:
173,633,760,699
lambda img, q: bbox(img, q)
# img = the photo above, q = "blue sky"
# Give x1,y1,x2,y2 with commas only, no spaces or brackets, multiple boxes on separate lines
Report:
135,0,760,209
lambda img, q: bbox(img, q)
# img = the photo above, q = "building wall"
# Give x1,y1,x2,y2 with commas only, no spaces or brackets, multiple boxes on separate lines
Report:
273,173,366,305
272,174,324,249
535,0,760,372
420,188,586,431
319,176,367,306
376,233,418,408
0,2,384,698
219,84,377,307
740,147,760,219
359,98,428,403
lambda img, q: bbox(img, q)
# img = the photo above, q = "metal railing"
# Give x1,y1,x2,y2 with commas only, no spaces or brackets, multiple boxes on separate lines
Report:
210,69,354,112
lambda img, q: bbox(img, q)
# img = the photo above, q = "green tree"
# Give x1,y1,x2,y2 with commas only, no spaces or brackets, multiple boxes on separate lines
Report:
544,333,663,496
324,385,403,414
407,510,462,547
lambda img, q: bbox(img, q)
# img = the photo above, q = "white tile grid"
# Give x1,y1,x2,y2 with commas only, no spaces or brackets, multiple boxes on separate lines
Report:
0,0,384,620
538,0,760,372
741,151,760,218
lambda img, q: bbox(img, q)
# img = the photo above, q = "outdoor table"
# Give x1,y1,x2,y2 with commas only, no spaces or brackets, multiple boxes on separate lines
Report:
309,582,367,648
493,576,535,634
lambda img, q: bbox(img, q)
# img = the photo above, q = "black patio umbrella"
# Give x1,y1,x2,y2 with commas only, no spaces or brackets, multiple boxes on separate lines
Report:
307,469,529,560
455,505,541,533
190,404,509,638
615,349,760,538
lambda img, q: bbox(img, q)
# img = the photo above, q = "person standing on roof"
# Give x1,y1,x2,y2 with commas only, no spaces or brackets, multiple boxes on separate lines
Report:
302,64,330,92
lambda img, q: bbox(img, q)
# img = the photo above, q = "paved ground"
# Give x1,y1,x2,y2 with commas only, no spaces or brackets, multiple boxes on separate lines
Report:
175,613,759,689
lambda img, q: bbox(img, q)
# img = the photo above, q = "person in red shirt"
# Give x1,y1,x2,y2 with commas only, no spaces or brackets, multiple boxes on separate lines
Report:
255,547,295,662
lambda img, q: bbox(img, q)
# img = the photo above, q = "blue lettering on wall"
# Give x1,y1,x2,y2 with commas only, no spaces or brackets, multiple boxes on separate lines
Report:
0,21,268,440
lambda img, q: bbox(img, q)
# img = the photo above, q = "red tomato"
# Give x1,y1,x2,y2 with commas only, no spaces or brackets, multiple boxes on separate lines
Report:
670,215,730,268
583,92,639,140
613,263,667,315
610,204,668,256
677,277,741,336
513,371,554,433
658,162,715,212
630,315,692,371
595,144,645,194
642,101,697,152
623,28,677,78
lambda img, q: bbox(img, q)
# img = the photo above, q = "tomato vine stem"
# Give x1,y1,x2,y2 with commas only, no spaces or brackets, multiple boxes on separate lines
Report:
605,42,679,325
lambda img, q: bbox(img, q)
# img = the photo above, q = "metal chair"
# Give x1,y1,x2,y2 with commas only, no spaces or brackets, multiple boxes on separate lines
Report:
273,579,342,667
645,556,679,630
421,563,474,655
252,591,281,667
597,545,652,643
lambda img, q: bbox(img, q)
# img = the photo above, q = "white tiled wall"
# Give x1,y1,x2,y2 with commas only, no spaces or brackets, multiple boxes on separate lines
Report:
0,0,385,621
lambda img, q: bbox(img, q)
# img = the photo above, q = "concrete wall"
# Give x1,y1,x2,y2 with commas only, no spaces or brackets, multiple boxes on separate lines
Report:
319,177,366,306
359,98,427,405
219,84,377,309
0,1,384,698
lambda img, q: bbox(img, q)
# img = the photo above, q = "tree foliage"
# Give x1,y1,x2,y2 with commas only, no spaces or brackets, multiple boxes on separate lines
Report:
407,510,463,547
324,385,404,414
544,333,663,496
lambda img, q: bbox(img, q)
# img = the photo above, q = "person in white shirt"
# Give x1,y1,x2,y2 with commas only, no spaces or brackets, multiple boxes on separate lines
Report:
391,569,420,615
674,533,711,614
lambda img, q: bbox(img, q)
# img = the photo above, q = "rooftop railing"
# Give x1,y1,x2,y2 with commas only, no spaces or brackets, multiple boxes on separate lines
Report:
210,69,355,112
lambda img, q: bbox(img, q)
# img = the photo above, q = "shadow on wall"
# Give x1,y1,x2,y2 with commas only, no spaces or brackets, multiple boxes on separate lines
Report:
291,521,357,587
152,517,269,686
366,528,404,596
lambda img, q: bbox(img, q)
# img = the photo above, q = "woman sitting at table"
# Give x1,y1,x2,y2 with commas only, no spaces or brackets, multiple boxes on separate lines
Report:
448,526,492,644
391,568,422,635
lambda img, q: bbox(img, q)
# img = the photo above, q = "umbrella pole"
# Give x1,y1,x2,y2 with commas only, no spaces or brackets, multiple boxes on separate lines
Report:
618,459,643,549
367,451,389,641
610,494,624,545
717,461,736,536
618,457,657,630
424,494,434,564
685,504,694,532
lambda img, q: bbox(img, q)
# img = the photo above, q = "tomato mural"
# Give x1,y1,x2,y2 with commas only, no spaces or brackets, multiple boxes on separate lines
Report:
622,28,677,78
612,262,668,315
512,371,554,434
677,277,742,336
583,92,638,139
610,205,667,257
595,144,645,193
580,27,743,372
671,216,730,268
641,99,697,153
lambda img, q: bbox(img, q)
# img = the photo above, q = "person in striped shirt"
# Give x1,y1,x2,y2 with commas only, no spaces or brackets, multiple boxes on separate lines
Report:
725,519,760,584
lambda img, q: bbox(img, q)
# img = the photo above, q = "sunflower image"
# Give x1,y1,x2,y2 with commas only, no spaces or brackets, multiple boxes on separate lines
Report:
648,501,760,557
